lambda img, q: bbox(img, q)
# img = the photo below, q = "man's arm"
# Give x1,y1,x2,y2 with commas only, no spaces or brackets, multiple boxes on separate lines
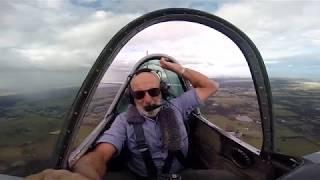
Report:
160,57,219,102
25,144,116,180
72,143,116,180
26,169,92,180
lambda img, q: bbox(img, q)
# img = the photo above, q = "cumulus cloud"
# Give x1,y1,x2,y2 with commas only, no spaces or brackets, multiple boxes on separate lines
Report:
0,1,139,72
0,0,139,92
1,0,319,92
98,0,195,14
215,1,320,60
104,21,248,80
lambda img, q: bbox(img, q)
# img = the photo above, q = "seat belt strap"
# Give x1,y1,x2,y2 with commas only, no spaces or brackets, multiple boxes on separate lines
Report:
162,151,174,173
133,124,158,177
175,150,188,167
162,150,187,174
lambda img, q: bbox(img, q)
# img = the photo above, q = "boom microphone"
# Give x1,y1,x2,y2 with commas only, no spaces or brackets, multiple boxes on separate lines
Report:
144,104,162,112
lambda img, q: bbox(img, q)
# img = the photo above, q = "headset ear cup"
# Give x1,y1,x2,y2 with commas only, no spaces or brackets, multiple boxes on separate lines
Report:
160,81,170,100
125,88,135,105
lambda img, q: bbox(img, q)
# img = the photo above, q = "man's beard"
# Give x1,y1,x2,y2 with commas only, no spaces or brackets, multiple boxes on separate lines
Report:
137,104,162,118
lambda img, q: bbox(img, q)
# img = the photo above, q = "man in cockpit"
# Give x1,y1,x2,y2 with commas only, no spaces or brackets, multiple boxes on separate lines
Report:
69,57,238,180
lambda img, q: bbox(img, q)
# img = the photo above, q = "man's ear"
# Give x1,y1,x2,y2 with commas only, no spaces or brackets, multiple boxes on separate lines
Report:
160,81,171,100
125,88,135,105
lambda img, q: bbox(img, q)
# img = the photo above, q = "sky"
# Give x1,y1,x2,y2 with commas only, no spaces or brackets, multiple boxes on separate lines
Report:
1,0,320,93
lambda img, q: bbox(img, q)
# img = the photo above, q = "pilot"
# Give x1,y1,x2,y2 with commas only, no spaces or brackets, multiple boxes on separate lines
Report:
26,57,235,180
70,57,239,180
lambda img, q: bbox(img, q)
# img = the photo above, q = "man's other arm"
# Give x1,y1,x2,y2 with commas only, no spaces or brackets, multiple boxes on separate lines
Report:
72,143,116,180
160,57,219,102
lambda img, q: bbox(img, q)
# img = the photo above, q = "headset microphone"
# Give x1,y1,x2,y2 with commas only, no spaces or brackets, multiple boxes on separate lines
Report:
144,104,163,112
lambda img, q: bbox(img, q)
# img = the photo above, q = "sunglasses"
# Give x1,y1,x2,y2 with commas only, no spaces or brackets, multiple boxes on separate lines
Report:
132,88,161,100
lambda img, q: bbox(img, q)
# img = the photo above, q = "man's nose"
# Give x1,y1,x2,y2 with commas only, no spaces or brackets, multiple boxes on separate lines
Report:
143,92,153,103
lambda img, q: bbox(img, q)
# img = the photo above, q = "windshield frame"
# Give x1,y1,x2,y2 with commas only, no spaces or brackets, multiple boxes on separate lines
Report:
57,8,273,168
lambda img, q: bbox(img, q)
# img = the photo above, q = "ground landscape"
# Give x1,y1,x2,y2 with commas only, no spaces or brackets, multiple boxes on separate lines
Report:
270,79,320,155
0,78,319,176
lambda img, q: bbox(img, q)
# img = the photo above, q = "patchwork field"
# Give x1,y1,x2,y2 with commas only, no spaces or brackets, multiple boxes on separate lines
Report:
1,78,320,176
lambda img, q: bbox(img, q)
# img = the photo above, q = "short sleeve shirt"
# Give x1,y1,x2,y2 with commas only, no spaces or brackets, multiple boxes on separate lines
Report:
96,88,201,176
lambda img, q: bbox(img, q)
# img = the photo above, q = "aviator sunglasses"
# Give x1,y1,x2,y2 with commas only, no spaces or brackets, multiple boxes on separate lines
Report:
132,88,161,100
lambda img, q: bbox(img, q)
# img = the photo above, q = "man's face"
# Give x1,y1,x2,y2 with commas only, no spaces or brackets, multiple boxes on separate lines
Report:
131,72,162,117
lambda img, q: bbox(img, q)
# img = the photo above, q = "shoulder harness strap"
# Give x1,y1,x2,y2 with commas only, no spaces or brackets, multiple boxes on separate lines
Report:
162,150,187,174
127,105,158,177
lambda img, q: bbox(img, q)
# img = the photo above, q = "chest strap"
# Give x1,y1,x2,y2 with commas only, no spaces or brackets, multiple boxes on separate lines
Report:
133,123,158,177
133,123,187,177
128,105,187,177
162,150,188,174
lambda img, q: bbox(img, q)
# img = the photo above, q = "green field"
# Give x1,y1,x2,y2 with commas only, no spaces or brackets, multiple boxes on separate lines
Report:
207,114,263,149
275,124,320,156
1,79,320,176
71,125,96,151
0,113,62,168
0,88,77,175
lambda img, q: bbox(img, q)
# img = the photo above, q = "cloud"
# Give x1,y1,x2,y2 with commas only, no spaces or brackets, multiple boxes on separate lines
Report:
118,21,246,63
264,61,280,65
215,1,320,60
265,54,320,80
1,0,320,92
98,0,196,14
99,20,250,82
0,1,138,73
0,1,140,91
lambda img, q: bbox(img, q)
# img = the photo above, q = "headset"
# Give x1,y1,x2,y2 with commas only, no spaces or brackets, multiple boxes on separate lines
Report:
127,68,170,105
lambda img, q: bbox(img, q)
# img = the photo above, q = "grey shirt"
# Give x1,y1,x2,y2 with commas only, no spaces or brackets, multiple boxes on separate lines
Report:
97,88,201,176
